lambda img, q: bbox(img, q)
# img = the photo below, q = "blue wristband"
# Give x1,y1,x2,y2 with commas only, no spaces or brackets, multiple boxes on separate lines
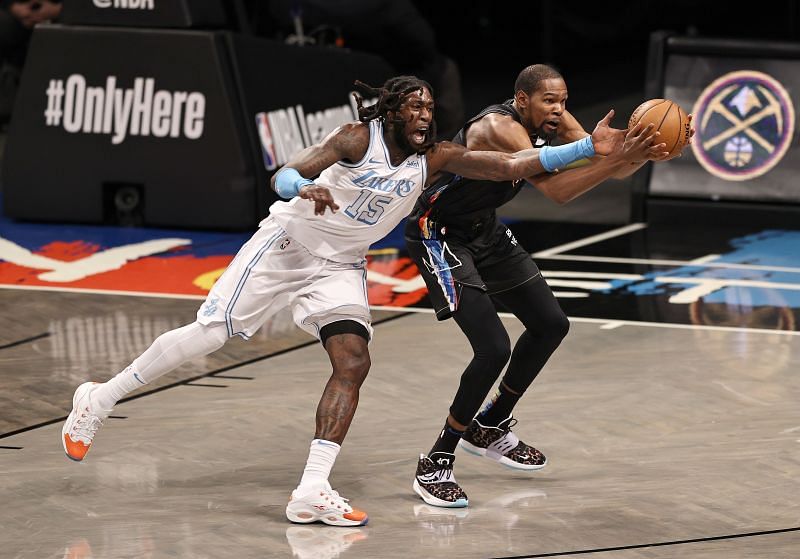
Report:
538,136,595,172
274,167,314,198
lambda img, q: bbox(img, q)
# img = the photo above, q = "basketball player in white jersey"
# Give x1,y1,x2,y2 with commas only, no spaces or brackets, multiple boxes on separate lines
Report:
61,75,629,526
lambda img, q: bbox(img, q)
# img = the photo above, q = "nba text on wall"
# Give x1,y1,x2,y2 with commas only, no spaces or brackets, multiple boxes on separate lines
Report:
44,75,206,145
257,94,375,171
92,0,154,9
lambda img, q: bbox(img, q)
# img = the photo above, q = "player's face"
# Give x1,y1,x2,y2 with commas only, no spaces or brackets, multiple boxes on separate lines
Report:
522,78,568,140
391,88,434,153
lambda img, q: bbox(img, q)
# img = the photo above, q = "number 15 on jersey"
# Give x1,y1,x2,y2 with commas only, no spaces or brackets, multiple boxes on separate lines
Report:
343,190,392,225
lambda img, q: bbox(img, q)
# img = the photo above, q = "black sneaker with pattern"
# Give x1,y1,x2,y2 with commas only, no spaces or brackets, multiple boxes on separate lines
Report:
412,451,469,508
459,416,547,471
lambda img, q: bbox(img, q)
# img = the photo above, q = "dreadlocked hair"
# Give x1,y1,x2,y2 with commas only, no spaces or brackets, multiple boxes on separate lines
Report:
352,75,437,152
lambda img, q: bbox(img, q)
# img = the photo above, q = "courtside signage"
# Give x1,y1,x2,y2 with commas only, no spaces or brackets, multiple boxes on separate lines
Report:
256,94,375,171
92,0,154,9
44,74,206,144
691,70,795,181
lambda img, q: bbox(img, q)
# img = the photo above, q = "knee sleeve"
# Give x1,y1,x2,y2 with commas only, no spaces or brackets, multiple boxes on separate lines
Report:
320,320,370,347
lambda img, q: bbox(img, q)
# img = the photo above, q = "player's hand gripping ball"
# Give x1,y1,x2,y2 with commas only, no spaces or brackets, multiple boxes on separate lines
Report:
629,99,691,158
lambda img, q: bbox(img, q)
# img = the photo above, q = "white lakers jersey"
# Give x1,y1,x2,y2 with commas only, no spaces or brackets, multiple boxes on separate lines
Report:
269,119,428,262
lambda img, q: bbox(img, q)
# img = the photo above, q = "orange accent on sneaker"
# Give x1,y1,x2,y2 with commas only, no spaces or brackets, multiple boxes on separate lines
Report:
63,433,91,461
343,509,368,523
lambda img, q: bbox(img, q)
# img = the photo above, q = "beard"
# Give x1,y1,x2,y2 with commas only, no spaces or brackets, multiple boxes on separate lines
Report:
390,117,418,154
537,126,558,143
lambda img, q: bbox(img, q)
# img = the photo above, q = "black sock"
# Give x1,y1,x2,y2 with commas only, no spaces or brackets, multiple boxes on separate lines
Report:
479,383,522,426
429,420,464,456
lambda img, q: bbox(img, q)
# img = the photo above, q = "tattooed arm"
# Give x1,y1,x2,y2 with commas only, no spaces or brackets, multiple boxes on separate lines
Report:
269,122,370,215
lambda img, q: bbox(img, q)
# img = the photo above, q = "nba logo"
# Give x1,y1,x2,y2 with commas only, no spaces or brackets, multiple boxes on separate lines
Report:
256,112,277,171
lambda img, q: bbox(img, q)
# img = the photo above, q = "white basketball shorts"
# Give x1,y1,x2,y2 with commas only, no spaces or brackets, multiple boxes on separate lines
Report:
196,216,373,341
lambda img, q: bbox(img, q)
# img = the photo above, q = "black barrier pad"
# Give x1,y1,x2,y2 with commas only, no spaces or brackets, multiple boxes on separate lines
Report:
3,26,255,229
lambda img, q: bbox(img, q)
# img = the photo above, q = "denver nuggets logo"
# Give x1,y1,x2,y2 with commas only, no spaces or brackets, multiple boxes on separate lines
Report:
691,70,794,181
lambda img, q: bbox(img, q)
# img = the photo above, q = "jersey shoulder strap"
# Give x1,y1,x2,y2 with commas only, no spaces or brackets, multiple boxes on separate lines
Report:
451,100,531,146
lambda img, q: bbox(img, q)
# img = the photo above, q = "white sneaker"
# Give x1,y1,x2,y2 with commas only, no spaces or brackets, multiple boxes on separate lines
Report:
285,481,368,527
61,382,109,461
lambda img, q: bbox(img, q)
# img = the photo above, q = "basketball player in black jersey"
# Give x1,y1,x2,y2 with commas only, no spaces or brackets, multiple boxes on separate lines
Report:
408,64,675,507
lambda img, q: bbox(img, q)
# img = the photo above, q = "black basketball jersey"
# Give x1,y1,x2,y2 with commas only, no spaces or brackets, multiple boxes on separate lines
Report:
412,100,548,227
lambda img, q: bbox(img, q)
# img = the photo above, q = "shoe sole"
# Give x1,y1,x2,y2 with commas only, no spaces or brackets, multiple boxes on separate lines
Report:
412,479,468,508
61,382,96,462
459,439,548,471
286,505,368,527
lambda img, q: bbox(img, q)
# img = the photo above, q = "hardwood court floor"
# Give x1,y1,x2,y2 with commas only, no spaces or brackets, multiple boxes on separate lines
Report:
2,215,800,557
2,305,799,558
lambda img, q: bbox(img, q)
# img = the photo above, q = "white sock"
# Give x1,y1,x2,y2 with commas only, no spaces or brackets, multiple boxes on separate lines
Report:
90,321,228,411
296,439,341,493
91,364,143,411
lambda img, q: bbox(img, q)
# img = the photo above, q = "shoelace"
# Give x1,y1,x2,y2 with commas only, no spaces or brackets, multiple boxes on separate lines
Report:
71,413,104,443
432,464,454,482
419,459,455,484
320,488,352,512
487,418,522,456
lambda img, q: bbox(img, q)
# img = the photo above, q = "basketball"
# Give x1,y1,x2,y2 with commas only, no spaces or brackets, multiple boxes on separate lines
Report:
628,99,691,157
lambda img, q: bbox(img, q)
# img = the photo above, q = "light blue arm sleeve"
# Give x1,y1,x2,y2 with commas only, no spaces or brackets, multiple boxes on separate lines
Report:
538,136,595,172
274,168,314,198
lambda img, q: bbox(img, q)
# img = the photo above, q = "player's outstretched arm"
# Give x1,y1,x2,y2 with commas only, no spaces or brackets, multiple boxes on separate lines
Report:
556,110,592,143
427,136,602,184
270,122,370,215
425,141,540,181
530,122,665,204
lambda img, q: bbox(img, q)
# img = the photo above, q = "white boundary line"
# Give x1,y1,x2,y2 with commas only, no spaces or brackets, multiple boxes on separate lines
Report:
530,224,800,274
535,253,800,274
689,254,722,264
532,223,648,258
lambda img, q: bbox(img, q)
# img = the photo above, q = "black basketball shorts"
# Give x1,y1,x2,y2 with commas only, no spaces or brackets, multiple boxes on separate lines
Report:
406,220,540,320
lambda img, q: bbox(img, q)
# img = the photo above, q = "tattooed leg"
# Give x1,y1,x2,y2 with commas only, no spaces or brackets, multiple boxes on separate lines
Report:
316,333,371,444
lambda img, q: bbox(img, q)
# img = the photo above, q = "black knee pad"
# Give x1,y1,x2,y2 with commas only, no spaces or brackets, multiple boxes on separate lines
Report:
320,320,370,347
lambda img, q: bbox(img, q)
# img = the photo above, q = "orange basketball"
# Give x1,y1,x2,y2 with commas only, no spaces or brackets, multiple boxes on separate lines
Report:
628,99,691,157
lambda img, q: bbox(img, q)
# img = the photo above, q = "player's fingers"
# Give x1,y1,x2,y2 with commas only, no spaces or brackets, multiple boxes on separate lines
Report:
639,123,655,138
639,130,658,146
600,109,615,125
631,122,649,138
626,122,642,137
